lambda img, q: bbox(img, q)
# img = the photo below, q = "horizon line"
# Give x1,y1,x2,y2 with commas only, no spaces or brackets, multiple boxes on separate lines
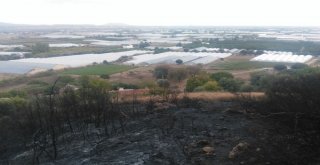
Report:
1,22,320,28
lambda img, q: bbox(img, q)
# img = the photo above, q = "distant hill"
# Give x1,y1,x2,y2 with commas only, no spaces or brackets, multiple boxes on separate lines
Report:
0,22,135,32
103,23,131,27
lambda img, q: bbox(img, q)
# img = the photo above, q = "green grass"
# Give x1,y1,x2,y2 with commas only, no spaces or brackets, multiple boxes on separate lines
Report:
62,64,135,76
214,61,288,70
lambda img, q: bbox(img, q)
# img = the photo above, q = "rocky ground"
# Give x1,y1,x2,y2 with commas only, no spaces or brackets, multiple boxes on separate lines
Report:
10,101,271,165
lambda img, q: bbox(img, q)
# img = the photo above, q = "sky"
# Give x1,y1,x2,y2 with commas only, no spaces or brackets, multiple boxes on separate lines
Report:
0,0,319,26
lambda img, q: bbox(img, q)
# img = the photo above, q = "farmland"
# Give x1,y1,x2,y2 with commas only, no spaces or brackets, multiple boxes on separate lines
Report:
1,25,320,165
11,50,149,67
213,60,286,70
62,64,135,76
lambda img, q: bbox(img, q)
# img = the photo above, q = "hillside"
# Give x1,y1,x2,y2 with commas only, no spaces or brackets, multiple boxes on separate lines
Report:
9,100,272,165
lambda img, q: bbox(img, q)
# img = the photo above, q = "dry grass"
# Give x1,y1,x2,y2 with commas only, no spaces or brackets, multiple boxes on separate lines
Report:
0,73,18,81
179,92,265,101
116,92,265,103
109,65,155,86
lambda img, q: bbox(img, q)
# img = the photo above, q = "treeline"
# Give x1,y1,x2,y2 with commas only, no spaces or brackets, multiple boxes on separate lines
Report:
0,54,23,61
184,39,320,55
0,76,152,164
153,65,251,93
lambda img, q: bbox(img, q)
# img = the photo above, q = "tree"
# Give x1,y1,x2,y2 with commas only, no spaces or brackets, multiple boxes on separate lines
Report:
250,72,273,91
273,64,287,71
157,79,170,89
187,65,201,77
154,65,170,79
139,41,150,49
168,68,188,82
210,72,234,81
239,84,254,92
218,78,243,92
157,79,170,99
154,47,170,54
103,60,109,64
176,59,183,65
32,43,49,54
176,42,182,47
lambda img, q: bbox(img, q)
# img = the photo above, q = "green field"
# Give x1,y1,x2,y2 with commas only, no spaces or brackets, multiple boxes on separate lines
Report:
62,64,135,76
213,61,287,70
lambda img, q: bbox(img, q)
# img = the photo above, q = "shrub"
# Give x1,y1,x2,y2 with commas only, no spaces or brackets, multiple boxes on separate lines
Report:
203,81,220,91
186,73,210,92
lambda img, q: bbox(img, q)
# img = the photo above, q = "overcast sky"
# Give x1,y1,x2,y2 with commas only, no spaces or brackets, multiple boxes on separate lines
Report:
0,0,319,26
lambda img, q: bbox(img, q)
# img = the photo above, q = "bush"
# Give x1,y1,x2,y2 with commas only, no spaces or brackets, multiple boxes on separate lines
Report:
193,86,205,92
203,81,220,91
185,73,210,92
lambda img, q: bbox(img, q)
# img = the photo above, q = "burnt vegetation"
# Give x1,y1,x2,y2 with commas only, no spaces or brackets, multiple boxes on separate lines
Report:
0,67,320,164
